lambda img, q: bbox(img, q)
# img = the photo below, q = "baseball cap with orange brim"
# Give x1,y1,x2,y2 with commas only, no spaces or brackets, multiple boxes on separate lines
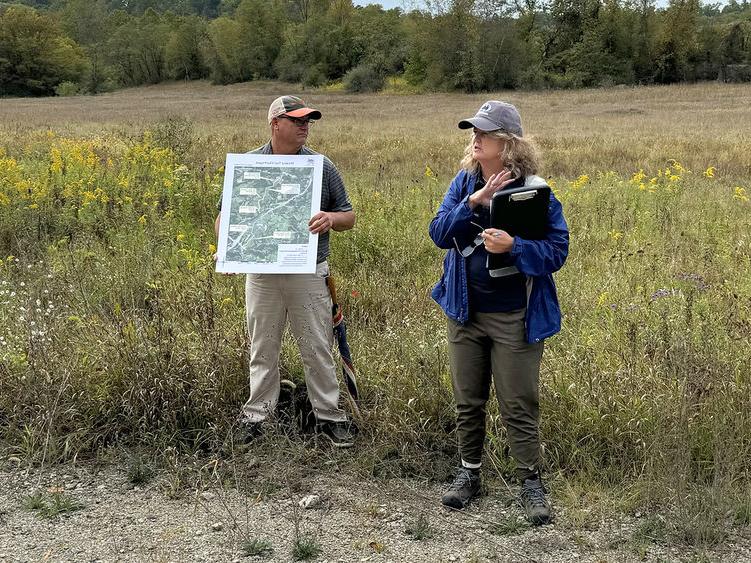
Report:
268,95,322,123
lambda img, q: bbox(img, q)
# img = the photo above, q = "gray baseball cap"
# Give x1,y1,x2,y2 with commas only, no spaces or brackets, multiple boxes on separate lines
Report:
458,101,523,136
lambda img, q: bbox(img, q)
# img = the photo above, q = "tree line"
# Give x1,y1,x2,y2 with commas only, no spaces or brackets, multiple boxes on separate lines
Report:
1,0,750,97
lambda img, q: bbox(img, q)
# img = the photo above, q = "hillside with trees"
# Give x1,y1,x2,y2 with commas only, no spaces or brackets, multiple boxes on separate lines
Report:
1,0,750,96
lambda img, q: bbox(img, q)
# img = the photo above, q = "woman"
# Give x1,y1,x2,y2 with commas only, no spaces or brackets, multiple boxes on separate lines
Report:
429,101,569,525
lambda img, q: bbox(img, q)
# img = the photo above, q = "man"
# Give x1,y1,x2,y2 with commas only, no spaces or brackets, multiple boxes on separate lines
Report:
215,95,356,447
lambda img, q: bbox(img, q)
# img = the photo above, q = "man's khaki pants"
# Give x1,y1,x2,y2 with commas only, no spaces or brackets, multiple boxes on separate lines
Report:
241,261,347,423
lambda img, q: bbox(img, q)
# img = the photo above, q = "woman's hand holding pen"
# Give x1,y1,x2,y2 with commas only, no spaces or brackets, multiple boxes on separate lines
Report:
481,228,514,254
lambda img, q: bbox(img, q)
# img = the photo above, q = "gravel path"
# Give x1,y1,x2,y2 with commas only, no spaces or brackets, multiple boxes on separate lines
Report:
0,456,748,563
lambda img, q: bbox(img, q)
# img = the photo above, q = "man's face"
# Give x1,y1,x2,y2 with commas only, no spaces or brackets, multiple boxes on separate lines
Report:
273,115,311,146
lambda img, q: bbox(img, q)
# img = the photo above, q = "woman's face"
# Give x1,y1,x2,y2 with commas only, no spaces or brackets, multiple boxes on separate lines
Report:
472,128,505,165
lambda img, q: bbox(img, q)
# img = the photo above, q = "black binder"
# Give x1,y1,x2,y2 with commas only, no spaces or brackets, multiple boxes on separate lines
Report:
487,185,551,276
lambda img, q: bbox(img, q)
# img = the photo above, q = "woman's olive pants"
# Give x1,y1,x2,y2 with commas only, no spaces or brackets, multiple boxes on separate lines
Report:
447,309,544,481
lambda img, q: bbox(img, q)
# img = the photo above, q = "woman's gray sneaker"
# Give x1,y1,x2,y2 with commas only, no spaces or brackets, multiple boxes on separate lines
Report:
441,467,481,509
520,475,552,524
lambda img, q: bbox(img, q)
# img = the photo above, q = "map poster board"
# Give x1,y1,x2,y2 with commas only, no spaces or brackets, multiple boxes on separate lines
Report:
216,153,323,274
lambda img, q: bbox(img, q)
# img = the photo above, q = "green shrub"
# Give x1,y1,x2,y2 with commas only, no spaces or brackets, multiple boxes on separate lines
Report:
302,65,327,88
54,81,81,97
343,65,384,93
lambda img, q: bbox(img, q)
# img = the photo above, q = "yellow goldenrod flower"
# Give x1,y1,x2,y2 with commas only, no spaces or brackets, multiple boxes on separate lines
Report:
733,187,749,202
569,174,589,190
50,147,63,174
138,214,147,225
704,167,716,178
631,169,646,184
608,229,623,241
668,159,685,173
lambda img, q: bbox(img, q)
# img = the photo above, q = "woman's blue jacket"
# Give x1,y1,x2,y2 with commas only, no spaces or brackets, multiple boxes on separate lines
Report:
429,170,569,343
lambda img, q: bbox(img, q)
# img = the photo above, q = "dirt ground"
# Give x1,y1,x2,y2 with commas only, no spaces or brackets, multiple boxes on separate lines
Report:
1,455,749,563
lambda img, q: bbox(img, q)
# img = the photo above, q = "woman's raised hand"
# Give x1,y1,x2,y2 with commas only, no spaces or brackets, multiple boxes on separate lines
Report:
468,169,515,209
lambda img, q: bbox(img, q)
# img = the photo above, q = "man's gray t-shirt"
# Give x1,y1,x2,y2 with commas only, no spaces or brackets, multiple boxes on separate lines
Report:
218,141,352,264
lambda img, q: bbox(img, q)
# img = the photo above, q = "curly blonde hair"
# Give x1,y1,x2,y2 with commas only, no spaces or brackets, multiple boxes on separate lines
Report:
460,130,541,179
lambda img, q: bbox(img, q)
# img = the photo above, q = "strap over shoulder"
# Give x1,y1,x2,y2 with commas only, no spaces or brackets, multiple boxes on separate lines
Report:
524,175,549,189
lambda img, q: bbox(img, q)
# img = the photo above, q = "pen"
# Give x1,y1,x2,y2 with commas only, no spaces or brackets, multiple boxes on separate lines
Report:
471,221,501,237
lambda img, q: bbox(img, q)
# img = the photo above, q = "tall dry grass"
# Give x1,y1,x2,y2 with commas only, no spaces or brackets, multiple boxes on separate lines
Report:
0,82,750,546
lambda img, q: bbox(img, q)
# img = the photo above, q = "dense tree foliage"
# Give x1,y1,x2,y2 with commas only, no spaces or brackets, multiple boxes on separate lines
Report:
1,0,751,96
0,4,86,95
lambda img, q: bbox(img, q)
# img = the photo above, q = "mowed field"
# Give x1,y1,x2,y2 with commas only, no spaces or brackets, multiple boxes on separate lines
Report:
1,81,750,552
2,81,751,179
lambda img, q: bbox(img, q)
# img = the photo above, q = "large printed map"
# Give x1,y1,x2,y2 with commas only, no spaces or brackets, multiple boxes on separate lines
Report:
216,153,323,274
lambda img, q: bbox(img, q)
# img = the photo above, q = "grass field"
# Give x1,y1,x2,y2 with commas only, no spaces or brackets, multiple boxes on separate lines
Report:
1,81,750,549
